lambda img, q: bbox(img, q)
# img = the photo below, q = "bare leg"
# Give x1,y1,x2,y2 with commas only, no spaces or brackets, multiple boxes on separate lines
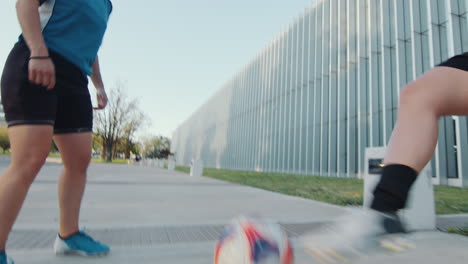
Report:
302,66,468,263
0,126,53,250
53,132,92,238
384,67,468,172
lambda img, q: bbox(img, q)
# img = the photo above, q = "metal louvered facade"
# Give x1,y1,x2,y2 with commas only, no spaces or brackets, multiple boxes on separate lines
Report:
172,0,468,187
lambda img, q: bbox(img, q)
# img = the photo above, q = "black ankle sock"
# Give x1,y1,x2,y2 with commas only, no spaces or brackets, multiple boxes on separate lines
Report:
59,231,80,240
371,164,418,213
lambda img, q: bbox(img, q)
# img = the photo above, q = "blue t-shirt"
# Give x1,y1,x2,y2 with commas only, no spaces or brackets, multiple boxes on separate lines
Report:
21,0,113,76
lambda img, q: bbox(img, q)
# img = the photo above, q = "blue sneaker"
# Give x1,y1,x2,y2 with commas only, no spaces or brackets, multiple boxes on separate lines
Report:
53,231,110,256
0,251,14,264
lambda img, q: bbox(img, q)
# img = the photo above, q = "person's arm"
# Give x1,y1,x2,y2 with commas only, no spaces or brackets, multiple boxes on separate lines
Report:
16,0,55,89
90,56,108,109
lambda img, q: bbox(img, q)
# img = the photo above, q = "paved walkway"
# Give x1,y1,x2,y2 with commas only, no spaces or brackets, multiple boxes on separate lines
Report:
1,159,467,263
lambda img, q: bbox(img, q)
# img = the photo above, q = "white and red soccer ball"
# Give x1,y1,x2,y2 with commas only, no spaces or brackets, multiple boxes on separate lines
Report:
214,216,294,264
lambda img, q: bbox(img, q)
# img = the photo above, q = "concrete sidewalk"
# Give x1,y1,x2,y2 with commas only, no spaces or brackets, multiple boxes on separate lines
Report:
2,160,468,263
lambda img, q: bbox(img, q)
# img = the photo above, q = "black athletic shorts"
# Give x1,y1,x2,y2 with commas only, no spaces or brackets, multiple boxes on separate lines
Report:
438,52,468,72
1,41,93,134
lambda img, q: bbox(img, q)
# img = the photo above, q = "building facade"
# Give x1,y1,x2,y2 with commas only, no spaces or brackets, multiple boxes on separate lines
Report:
172,0,468,187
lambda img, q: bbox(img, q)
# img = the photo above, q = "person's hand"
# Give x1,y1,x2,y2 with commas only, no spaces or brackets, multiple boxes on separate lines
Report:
94,87,108,110
29,57,56,90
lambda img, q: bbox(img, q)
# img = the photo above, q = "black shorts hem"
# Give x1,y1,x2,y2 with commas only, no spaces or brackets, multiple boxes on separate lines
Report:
7,120,55,127
437,53,468,72
54,127,93,134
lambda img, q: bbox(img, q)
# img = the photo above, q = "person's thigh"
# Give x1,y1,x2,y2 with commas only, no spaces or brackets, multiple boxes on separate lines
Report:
54,132,92,172
404,61,468,116
50,51,93,170
53,93,93,170
426,53,468,115
8,125,53,175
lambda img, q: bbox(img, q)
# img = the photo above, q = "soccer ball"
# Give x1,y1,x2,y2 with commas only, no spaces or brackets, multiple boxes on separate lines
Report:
214,216,294,264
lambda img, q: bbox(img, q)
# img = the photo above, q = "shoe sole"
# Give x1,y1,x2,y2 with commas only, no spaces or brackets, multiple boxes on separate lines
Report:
55,250,110,257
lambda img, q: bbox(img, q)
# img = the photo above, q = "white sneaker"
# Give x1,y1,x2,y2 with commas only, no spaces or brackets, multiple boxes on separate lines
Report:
301,209,414,263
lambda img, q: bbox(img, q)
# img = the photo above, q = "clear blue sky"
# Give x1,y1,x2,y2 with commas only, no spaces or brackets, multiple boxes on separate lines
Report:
0,0,315,138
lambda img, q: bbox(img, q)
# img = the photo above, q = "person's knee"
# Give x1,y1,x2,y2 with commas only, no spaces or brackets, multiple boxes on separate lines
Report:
10,155,47,186
63,152,91,174
398,81,438,115
400,81,423,105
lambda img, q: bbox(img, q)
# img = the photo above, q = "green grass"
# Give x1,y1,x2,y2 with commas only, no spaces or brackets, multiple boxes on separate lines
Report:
446,227,468,236
6,152,132,165
434,186,468,214
176,166,363,206
2,152,129,165
2,152,60,157
45,153,128,165
91,158,128,164
175,166,468,215
176,165,190,174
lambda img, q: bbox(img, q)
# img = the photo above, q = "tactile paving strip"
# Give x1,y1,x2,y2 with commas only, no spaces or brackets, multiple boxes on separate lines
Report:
7,222,325,249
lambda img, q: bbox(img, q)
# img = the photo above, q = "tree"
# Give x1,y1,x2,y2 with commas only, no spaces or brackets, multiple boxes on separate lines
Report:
93,81,146,161
122,112,145,159
140,135,172,159
92,134,102,154
0,127,9,153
